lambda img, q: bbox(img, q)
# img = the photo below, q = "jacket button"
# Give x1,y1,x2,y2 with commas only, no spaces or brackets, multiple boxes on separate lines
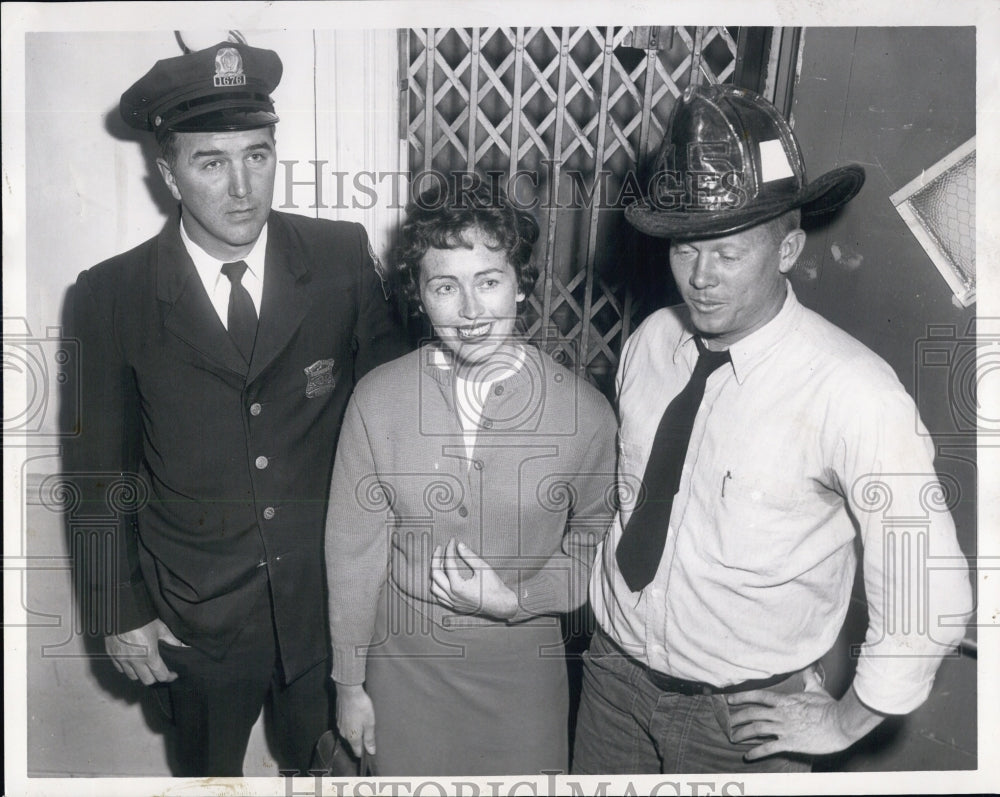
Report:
250,402,262,416
458,505,469,518
473,460,483,470
255,456,269,470
494,384,504,396
481,419,493,429
263,506,276,520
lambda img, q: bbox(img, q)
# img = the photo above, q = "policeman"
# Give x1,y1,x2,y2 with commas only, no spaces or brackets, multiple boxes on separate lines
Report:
67,40,408,776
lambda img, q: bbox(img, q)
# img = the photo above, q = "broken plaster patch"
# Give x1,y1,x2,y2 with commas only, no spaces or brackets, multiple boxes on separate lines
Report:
830,242,864,271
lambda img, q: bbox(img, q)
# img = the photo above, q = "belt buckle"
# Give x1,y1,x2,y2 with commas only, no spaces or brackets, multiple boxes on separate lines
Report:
684,680,715,696
648,668,713,696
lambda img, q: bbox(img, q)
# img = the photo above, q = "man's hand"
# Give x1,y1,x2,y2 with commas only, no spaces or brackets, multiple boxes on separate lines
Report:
104,618,187,686
336,683,376,758
726,668,885,760
430,539,518,621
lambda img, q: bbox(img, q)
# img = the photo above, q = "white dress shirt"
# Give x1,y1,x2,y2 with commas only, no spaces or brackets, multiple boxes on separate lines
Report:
180,220,267,327
590,284,972,714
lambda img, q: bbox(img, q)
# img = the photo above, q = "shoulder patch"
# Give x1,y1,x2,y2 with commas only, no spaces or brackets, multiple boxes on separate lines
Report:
367,237,391,300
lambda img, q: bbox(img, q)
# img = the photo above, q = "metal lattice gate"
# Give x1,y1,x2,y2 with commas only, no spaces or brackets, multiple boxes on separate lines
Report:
403,26,763,395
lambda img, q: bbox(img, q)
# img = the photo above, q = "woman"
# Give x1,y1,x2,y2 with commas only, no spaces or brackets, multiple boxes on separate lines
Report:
325,175,616,776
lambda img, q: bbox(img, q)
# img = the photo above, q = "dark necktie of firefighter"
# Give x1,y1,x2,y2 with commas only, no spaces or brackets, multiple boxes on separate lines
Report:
615,338,731,591
221,260,258,363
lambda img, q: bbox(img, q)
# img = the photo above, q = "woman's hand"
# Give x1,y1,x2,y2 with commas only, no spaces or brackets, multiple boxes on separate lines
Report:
429,538,519,620
336,683,376,758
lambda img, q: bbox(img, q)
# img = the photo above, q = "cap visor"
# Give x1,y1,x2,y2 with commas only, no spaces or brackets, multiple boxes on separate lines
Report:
165,108,280,134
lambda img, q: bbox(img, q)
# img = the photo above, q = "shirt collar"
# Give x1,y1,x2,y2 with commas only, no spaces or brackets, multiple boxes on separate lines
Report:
424,340,533,389
673,282,801,384
179,219,268,291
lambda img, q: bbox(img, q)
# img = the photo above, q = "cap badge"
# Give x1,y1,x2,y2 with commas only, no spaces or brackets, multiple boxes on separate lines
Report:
214,47,246,88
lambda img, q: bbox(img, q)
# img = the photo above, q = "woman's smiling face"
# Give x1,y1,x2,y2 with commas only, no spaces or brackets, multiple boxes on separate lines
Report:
418,227,525,373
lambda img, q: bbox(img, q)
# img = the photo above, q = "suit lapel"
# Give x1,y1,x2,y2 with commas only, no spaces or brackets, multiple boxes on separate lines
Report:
156,218,248,376
247,213,311,384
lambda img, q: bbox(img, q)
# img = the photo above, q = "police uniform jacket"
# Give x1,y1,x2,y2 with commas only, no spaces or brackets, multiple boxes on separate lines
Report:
67,209,408,682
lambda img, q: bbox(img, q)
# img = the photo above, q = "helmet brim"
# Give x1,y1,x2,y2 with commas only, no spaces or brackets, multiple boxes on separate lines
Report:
625,164,866,239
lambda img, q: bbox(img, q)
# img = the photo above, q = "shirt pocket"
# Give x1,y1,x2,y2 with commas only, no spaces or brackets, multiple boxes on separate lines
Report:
712,474,808,580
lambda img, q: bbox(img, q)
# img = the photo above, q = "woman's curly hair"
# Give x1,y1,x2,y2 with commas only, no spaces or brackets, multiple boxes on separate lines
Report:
394,173,540,315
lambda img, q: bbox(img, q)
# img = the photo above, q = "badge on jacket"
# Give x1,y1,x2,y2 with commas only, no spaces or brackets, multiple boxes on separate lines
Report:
304,358,337,398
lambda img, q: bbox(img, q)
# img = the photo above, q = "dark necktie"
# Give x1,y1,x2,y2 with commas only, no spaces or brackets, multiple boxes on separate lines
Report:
221,260,258,363
615,337,731,592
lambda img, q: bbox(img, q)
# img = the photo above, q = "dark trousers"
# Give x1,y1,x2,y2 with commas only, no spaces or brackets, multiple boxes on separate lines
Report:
572,628,811,774
157,586,331,776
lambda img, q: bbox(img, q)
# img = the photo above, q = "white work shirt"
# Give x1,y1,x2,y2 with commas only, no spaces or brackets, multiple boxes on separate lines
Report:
590,284,972,714
180,220,267,327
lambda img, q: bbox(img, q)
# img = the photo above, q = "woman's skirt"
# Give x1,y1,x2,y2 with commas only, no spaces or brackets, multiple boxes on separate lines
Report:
365,589,570,776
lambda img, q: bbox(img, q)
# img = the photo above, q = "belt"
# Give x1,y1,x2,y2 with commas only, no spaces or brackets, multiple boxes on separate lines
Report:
600,631,794,696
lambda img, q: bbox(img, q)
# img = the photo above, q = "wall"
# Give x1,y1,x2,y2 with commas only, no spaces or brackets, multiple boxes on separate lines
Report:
789,26,977,770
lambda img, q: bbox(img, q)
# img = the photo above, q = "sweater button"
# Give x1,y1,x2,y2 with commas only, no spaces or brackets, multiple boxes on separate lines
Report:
458,505,469,518
250,402,262,416
263,506,276,520
473,460,483,470
494,384,504,396
255,456,269,470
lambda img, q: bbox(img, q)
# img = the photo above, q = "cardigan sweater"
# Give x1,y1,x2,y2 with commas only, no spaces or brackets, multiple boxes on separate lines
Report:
326,343,617,685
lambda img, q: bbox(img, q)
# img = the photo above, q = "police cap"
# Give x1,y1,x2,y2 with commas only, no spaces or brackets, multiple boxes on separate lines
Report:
120,41,282,138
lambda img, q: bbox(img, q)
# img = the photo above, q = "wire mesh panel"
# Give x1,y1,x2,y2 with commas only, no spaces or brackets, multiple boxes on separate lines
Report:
890,137,976,307
404,26,741,394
